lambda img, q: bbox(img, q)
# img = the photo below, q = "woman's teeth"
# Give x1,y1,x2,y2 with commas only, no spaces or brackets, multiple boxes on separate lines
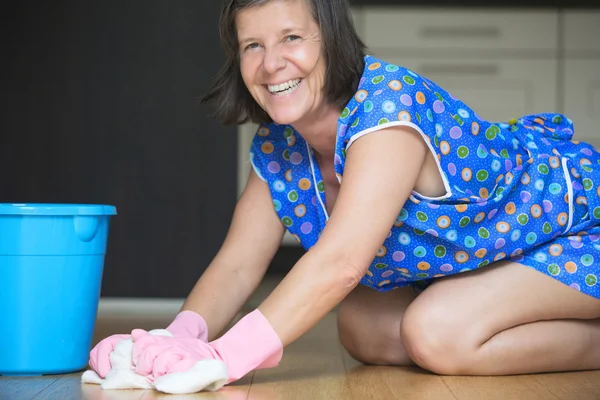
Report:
268,79,301,95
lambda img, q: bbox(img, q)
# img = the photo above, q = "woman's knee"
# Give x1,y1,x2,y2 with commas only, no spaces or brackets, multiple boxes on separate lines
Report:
401,300,478,375
338,307,409,366
337,286,414,366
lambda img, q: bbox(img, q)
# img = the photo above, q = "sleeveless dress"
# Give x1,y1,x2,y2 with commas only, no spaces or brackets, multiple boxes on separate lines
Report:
249,55,600,298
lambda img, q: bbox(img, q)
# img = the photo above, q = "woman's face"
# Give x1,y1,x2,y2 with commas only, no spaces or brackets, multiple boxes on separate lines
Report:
236,0,326,126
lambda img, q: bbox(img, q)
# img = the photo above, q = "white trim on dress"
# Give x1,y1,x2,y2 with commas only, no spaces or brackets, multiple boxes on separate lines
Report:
307,142,330,221
561,157,575,234
346,121,453,201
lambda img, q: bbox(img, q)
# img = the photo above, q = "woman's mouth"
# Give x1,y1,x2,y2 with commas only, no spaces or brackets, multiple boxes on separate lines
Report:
267,79,302,96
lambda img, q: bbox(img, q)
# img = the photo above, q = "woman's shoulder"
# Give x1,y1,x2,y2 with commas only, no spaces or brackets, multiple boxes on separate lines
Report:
338,55,450,134
346,55,449,115
250,123,298,147
362,55,411,74
249,122,308,176
358,55,436,91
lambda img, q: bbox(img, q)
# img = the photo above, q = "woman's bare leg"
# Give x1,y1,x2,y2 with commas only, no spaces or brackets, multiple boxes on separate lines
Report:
337,285,417,366
401,261,600,375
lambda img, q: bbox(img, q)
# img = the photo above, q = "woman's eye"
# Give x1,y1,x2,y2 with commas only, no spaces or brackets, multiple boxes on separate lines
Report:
286,35,301,42
245,43,260,51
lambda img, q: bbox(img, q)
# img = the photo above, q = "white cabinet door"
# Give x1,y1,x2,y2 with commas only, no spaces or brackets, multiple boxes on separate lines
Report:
563,11,600,54
563,59,600,148
363,8,558,52
381,56,558,123
350,7,364,37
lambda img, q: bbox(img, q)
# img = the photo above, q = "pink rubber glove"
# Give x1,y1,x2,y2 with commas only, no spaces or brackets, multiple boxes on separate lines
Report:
88,334,130,378
131,309,283,383
89,310,208,378
165,310,209,342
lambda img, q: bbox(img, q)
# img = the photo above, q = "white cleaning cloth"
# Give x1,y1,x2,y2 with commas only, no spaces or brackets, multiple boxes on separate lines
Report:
81,329,229,395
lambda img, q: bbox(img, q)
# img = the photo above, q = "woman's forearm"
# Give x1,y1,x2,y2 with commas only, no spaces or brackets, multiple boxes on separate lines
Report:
181,257,268,340
179,169,285,340
258,246,364,347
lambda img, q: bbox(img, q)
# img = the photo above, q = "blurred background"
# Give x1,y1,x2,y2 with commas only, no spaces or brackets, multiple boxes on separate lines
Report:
1,1,598,300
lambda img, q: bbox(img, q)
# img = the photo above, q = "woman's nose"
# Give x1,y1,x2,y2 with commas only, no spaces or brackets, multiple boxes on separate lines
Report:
262,47,286,75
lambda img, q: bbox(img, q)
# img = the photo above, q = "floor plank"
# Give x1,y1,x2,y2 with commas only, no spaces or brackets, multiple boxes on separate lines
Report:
81,384,148,400
341,347,458,400
0,375,60,400
248,312,347,400
136,373,252,400
442,375,560,400
138,386,248,400
532,370,600,400
32,374,90,400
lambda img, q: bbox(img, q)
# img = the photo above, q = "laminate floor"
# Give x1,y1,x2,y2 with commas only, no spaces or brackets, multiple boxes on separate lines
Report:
2,278,600,400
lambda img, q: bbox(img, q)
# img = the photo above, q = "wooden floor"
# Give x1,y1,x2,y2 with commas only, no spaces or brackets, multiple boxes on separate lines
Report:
3,278,600,400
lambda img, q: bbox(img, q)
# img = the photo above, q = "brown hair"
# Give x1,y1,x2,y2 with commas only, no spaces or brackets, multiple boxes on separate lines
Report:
201,0,367,125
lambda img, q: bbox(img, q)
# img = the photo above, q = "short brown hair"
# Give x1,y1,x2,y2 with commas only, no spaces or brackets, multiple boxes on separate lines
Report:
201,0,367,125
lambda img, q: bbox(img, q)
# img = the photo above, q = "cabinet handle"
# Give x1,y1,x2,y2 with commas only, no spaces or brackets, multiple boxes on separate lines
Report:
419,64,499,76
419,26,501,39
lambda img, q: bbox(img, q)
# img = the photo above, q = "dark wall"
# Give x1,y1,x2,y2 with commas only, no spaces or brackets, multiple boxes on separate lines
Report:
1,1,241,297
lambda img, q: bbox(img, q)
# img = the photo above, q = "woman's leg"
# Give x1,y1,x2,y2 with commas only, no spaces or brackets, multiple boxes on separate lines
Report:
337,284,417,366
401,260,600,375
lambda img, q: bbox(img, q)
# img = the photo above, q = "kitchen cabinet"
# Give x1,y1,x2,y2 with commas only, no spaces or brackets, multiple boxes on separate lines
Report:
381,56,557,122
361,8,558,52
562,11,600,148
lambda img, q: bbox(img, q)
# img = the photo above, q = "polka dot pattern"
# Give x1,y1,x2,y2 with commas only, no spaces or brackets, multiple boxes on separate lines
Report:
250,55,600,298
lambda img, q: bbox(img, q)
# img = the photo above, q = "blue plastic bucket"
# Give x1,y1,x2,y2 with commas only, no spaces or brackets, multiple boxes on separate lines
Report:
0,203,117,376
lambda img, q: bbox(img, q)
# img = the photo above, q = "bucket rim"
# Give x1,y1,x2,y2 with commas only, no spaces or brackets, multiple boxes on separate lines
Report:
0,203,117,216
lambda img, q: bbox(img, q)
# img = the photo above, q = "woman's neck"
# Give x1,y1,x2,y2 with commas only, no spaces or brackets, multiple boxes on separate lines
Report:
291,104,342,159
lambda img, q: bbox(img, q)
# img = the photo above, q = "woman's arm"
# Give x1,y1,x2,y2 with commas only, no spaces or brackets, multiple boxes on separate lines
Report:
180,168,286,340
258,126,428,346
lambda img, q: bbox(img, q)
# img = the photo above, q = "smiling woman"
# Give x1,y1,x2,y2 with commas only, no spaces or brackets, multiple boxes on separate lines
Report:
236,0,327,125
87,0,600,393
202,0,365,126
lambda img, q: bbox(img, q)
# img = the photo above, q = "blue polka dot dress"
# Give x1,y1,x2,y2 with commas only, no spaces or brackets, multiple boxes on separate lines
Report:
250,55,600,298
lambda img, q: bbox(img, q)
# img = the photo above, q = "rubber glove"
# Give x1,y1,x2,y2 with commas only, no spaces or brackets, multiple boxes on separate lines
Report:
89,310,208,378
131,309,283,383
165,310,210,341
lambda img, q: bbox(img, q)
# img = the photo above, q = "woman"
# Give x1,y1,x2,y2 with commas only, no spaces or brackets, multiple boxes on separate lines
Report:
90,0,600,384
